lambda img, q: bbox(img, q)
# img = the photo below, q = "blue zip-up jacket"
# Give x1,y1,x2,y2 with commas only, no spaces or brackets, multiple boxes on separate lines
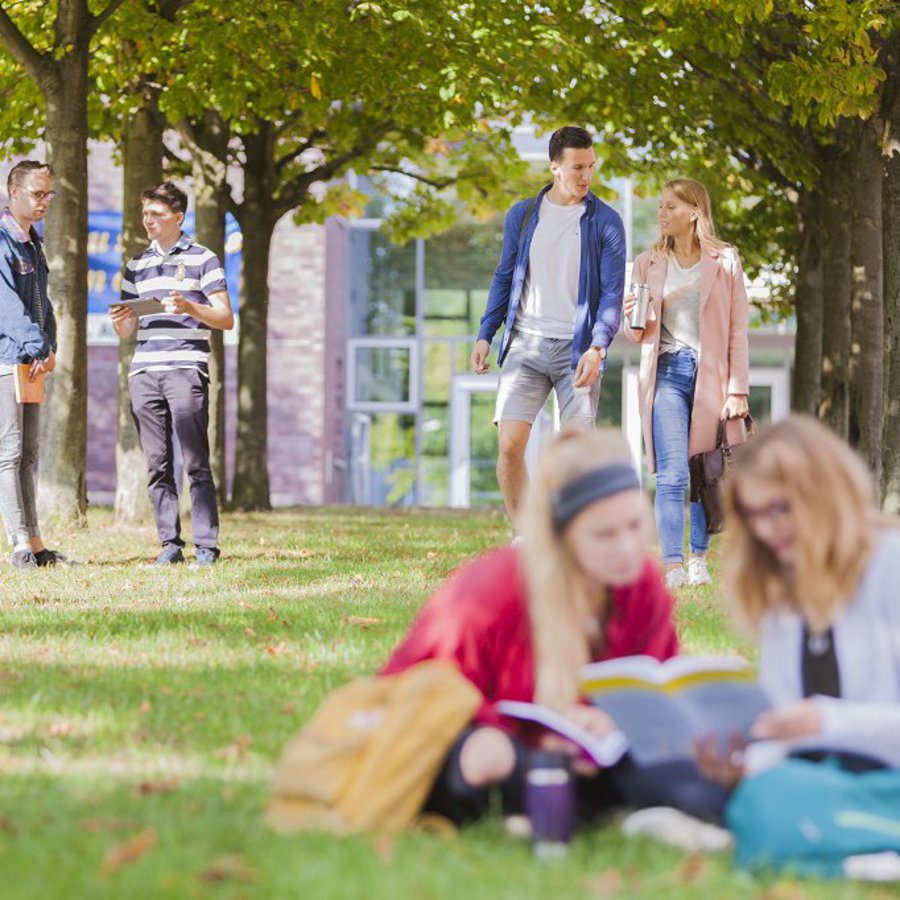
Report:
0,216,56,364
477,185,627,369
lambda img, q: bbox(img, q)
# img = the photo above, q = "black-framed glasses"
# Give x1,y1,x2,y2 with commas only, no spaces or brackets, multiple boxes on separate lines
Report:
22,188,56,202
737,499,791,524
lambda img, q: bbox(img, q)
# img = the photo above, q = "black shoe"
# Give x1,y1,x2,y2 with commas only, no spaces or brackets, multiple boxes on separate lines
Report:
34,548,68,567
191,547,220,568
12,549,37,568
155,545,185,566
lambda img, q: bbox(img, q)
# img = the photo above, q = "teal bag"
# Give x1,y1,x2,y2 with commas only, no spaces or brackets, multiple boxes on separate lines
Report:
726,758,900,878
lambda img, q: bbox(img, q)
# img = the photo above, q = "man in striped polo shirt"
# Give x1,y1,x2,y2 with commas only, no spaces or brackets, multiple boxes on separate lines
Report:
109,181,234,566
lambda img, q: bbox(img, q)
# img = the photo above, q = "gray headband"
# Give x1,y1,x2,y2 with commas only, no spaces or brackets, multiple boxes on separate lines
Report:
551,463,641,532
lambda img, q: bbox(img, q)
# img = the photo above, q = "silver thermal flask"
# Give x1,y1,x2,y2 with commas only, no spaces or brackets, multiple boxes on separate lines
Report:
628,283,651,330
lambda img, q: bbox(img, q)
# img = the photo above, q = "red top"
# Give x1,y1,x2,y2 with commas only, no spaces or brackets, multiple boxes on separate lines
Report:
381,546,678,738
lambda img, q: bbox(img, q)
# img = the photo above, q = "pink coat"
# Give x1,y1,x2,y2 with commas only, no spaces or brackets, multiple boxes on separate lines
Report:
623,246,750,473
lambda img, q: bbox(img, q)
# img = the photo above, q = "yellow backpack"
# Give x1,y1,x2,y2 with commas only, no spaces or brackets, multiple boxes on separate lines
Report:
266,660,481,836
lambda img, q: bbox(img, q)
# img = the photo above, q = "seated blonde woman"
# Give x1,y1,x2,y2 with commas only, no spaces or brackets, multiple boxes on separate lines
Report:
696,415,900,874
382,428,728,826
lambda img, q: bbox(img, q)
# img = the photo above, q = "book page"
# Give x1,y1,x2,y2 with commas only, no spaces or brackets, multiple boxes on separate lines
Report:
674,680,772,745
581,656,773,766
495,701,628,767
584,689,696,765
581,654,753,690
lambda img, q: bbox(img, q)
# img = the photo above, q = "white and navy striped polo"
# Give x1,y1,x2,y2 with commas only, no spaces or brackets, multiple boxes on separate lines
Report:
121,233,228,378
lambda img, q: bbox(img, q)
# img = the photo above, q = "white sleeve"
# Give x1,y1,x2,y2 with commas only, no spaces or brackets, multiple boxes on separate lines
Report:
815,696,900,768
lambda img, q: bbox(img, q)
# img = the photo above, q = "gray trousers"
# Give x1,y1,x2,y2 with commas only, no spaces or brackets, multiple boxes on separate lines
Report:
129,367,219,550
0,369,40,547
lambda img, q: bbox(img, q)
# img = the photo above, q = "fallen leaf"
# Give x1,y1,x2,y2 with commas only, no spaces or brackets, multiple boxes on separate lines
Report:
101,828,157,875
244,628,256,637
594,868,622,897
281,704,295,716
345,616,384,628
215,735,252,762
759,883,809,900
82,818,139,832
0,724,32,743
200,853,260,883
678,853,708,885
372,833,394,864
139,699,152,714
45,720,82,739
135,776,179,796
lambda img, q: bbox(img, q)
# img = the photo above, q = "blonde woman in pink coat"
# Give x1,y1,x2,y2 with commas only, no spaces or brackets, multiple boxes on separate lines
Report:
623,178,749,590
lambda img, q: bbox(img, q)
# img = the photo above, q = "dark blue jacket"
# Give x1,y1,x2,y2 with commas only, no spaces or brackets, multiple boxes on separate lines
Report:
477,185,627,369
0,218,56,364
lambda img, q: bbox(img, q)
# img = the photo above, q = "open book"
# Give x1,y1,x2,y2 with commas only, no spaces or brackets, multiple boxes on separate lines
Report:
581,655,771,767
14,365,44,403
496,700,629,767
109,298,165,317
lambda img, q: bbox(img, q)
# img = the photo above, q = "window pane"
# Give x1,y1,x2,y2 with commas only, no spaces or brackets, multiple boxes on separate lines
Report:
368,412,416,505
469,392,502,506
423,341,453,404
353,346,411,404
748,385,772,423
424,220,503,338
597,359,623,428
348,229,416,336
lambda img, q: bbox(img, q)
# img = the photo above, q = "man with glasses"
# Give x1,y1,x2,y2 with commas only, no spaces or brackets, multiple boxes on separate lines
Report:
0,160,65,568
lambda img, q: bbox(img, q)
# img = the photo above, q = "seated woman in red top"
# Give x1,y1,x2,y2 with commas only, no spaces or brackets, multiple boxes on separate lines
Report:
382,428,728,825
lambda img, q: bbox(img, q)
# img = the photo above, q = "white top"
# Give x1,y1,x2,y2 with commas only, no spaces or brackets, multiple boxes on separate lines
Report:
748,529,900,771
659,254,701,355
515,197,583,340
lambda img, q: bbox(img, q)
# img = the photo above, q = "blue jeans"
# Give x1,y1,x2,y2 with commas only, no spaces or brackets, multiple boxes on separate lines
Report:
652,349,709,564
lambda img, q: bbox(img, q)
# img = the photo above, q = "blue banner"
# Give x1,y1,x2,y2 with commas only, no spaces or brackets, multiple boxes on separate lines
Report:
87,211,241,314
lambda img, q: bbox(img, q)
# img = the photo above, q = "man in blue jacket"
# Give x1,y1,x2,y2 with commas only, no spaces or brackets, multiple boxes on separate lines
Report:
0,160,63,568
470,127,627,525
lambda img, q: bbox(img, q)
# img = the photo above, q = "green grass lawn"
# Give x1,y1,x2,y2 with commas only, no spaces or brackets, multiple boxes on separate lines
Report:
0,508,893,900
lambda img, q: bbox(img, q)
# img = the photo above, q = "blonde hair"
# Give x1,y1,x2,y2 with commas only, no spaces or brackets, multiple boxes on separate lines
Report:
653,177,729,255
724,415,881,633
519,428,642,711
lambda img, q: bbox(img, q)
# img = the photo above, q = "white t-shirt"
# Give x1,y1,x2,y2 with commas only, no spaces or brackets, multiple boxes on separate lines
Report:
659,254,701,355
515,197,583,339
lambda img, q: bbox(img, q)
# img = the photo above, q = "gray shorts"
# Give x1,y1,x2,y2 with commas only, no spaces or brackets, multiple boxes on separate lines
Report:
494,329,600,428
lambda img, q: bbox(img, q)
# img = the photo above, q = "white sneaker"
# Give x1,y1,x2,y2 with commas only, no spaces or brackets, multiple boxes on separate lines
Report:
665,567,687,590
844,852,900,882
621,807,732,853
687,556,712,586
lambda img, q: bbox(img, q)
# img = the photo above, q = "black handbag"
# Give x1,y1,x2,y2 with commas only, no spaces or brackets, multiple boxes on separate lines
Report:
689,414,754,535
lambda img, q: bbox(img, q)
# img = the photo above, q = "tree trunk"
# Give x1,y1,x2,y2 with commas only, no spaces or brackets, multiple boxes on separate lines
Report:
881,37,900,510
114,96,161,523
38,47,89,526
848,117,884,482
231,127,275,510
188,112,230,506
817,147,854,438
792,190,825,414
